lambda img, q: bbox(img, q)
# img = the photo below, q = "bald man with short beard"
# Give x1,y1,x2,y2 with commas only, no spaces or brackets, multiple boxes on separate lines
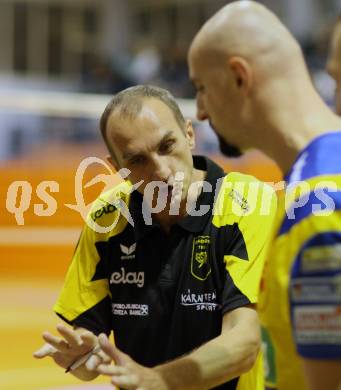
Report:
189,2,341,390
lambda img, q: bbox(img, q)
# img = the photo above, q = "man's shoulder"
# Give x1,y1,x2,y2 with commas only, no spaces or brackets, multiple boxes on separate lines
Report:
287,131,341,183
213,171,277,225
216,172,275,207
221,171,264,185
87,181,133,230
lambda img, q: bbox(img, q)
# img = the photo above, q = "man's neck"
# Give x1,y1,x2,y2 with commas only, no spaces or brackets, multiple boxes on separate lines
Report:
257,85,341,174
267,117,341,175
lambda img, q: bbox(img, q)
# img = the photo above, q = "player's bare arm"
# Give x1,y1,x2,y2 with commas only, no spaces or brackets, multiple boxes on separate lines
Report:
97,305,259,390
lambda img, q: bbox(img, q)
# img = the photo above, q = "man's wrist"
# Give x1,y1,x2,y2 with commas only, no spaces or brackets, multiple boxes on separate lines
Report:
153,365,173,390
154,357,199,390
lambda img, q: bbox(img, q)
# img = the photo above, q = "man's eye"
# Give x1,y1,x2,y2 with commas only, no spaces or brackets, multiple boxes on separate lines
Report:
159,140,175,154
129,156,145,165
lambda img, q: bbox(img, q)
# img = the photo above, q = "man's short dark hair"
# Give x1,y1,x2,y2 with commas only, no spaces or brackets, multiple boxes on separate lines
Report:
100,85,186,159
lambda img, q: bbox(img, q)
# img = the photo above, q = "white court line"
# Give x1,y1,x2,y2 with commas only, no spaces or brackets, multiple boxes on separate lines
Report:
0,227,81,245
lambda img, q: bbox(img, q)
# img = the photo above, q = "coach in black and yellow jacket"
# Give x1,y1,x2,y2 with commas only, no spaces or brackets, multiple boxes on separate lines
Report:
35,85,276,390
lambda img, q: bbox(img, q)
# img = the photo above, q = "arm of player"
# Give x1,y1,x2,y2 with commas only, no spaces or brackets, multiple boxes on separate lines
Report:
33,324,111,381
300,359,341,390
96,305,260,390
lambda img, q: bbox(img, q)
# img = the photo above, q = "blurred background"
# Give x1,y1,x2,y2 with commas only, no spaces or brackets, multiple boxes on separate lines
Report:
0,0,340,389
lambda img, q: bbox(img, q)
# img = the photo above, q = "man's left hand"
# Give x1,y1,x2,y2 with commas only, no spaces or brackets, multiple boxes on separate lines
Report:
96,334,168,390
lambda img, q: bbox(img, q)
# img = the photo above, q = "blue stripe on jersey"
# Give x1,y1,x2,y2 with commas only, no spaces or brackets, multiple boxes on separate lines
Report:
285,131,341,183
296,340,341,359
291,232,341,277
290,232,341,359
279,190,341,236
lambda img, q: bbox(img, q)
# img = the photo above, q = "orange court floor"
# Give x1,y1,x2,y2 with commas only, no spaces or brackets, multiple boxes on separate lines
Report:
0,144,116,389
0,276,114,390
0,146,282,390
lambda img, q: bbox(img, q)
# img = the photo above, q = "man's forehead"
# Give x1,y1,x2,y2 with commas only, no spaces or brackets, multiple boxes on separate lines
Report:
188,42,204,64
107,107,178,142
108,101,162,129
334,24,341,52
121,98,176,120
329,27,341,75
188,54,204,81
189,44,221,77
189,25,213,55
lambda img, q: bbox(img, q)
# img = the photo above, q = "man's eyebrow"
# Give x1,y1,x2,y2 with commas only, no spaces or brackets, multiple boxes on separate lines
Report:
158,130,175,145
122,131,175,160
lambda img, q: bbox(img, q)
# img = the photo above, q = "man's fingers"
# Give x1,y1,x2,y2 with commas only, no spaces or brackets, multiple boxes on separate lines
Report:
42,332,69,351
98,333,128,365
98,334,116,356
56,324,82,347
97,349,111,364
86,349,111,371
33,343,57,359
111,373,139,389
97,364,129,376
80,331,98,349
85,354,102,371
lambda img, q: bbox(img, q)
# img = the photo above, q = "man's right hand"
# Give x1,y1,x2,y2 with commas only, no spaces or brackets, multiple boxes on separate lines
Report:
33,324,111,381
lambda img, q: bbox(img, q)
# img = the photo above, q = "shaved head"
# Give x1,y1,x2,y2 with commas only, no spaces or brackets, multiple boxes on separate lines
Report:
190,1,305,76
188,0,330,170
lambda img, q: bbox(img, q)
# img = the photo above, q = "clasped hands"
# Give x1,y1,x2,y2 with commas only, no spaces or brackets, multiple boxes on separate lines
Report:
33,324,168,390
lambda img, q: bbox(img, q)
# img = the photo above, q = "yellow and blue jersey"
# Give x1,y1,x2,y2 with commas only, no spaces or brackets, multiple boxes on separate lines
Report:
259,131,341,390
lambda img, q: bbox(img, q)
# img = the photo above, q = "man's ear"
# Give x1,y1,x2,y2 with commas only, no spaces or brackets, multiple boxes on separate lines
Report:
106,155,119,172
185,119,196,150
228,56,253,96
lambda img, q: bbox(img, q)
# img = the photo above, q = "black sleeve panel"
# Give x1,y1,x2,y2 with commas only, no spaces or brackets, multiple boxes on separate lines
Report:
56,296,112,336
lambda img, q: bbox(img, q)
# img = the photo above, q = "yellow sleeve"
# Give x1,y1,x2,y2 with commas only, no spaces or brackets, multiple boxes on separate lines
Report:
213,173,277,303
53,222,110,322
53,184,131,327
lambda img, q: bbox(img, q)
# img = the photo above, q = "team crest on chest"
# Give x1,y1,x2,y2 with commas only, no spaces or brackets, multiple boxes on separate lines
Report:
191,235,211,281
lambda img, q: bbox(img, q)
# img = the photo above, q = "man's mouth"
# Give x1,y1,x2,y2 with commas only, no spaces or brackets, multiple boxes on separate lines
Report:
157,181,183,208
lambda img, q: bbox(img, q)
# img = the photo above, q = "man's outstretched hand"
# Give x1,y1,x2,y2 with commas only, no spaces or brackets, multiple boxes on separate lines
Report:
33,324,111,380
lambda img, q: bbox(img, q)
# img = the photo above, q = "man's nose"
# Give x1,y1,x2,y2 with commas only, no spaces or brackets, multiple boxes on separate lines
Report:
196,95,208,121
152,156,171,182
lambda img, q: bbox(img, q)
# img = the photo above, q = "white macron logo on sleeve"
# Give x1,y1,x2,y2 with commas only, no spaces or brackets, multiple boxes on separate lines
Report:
120,243,136,260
